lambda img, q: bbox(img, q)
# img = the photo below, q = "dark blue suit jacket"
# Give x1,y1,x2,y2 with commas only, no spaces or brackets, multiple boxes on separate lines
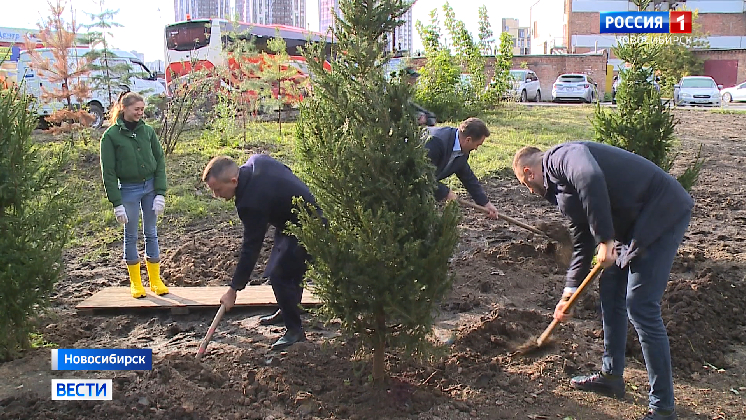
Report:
231,154,318,290
542,142,694,288
425,126,488,205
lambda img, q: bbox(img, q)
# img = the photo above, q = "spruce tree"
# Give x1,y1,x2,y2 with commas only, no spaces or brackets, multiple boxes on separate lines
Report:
0,83,73,361
592,0,703,191
290,0,460,382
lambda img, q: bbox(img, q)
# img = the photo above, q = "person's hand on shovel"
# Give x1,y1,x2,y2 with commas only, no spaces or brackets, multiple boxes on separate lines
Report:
596,240,618,268
482,202,498,220
554,291,575,322
220,287,237,311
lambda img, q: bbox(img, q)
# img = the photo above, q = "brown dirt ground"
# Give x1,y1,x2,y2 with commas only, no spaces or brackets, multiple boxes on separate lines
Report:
1,108,746,420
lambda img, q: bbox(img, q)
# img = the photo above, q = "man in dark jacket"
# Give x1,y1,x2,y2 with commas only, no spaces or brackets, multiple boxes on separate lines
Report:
425,117,498,219
512,142,693,420
202,154,319,350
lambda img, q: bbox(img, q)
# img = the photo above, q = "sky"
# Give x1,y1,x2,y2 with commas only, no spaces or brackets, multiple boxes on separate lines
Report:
1,0,531,63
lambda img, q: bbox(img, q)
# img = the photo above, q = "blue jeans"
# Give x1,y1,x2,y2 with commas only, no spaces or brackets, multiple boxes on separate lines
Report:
599,212,691,412
120,178,159,264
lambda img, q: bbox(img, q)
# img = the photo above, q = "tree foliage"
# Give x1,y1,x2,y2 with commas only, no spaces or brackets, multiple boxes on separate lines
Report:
477,5,494,55
0,83,73,361
593,0,703,191
292,0,460,382
82,0,131,108
23,0,95,137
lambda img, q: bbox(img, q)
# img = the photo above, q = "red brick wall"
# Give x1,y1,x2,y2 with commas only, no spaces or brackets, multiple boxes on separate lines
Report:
410,53,610,100
697,13,746,36
692,49,746,87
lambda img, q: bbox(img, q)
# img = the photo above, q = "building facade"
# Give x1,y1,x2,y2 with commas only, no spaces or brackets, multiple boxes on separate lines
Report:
175,0,304,27
502,18,531,55
565,0,746,85
173,0,231,21
319,1,412,53
529,0,567,54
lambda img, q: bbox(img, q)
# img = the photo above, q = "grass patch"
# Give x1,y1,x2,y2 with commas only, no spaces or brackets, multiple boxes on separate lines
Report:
38,107,595,251
445,104,595,181
29,332,56,349
712,108,746,115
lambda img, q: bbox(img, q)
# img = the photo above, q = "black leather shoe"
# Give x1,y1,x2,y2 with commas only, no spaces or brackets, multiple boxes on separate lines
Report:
641,409,676,420
570,371,625,398
271,329,306,350
259,309,284,326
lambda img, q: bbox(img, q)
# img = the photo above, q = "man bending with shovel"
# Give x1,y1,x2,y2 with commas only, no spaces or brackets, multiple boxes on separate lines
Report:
203,154,320,350
425,117,499,220
512,142,693,420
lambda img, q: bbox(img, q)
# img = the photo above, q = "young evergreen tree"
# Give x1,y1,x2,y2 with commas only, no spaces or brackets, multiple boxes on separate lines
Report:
592,0,703,191
0,83,73,361
291,0,460,382
24,0,95,137
82,0,132,108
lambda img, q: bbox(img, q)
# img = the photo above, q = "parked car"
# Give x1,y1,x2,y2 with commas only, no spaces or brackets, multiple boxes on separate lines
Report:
673,76,722,107
612,73,660,104
720,80,746,103
552,73,598,103
508,69,542,102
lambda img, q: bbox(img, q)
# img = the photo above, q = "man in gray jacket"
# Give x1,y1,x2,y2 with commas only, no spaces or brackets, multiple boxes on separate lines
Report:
513,142,693,420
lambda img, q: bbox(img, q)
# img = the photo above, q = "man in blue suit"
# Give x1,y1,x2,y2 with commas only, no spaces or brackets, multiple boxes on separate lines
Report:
512,142,693,420
202,154,319,350
424,117,498,219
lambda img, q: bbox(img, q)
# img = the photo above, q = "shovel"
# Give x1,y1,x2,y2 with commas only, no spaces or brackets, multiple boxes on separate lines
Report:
516,262,603,355
196,304,226,360
457,198,573,264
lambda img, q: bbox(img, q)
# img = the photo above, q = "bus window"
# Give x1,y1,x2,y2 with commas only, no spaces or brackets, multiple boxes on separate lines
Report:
166,21,212,52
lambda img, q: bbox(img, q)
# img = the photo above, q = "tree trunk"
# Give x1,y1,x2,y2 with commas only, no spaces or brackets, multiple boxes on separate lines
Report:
372,310,386,382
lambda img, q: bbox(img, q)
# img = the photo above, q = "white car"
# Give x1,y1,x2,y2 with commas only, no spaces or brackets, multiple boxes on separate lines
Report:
508,69,542,102
552,73,598,103
673,76,722,107
720,80,746,103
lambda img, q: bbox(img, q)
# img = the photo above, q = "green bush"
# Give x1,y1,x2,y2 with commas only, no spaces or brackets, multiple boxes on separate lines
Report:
0,85,74,360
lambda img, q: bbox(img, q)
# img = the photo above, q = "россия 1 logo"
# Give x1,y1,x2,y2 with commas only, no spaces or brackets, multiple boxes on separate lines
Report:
600,11,692,34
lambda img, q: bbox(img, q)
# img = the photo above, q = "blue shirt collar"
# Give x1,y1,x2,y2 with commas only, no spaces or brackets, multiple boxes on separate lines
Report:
454,130,461,152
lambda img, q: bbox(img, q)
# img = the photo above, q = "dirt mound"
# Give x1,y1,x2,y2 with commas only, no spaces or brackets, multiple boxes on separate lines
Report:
160,228,275,286
627,266,746,374
455,307,549,356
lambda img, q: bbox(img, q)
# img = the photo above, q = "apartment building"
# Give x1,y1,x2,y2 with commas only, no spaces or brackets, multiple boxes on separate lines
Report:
174,0,231,21
319,0,413,53
503,18,531,55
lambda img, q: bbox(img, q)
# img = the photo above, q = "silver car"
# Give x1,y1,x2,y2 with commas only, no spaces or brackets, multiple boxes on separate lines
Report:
674,76,722,107
552,73,598,103
508,69,542,102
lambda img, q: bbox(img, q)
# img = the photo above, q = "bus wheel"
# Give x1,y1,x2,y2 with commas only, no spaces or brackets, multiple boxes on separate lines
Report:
88,103,104,129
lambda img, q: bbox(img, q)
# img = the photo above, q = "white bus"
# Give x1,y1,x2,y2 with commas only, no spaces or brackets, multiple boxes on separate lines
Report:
164,17,332,103
17,47,166,128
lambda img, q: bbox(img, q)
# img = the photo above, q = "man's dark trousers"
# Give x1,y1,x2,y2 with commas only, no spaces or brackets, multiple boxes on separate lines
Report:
599,211,691,412
266,230,307,333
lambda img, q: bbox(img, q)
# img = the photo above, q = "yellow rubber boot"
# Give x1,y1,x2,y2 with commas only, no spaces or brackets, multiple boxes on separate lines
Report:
146,260,169,295
127,262,146,298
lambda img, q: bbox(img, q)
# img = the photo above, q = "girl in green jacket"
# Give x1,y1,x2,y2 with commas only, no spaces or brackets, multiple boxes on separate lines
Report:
100,92,170,298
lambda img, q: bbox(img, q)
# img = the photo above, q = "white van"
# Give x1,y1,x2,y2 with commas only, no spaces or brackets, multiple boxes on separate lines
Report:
16,47,166,128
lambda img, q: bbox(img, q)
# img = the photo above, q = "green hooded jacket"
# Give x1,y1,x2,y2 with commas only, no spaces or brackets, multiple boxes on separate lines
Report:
100,118,167,207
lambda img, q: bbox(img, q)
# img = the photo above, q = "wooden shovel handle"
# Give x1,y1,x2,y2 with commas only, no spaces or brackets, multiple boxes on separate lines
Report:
196,304,226,359
536,263,603,347
457,198,547,237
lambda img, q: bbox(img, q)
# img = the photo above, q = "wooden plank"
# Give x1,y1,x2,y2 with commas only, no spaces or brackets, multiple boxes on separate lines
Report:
75,286,321,314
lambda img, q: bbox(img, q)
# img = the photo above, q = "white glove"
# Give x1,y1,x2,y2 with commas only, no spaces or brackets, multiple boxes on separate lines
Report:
152,195,166,216
114,205,128,225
